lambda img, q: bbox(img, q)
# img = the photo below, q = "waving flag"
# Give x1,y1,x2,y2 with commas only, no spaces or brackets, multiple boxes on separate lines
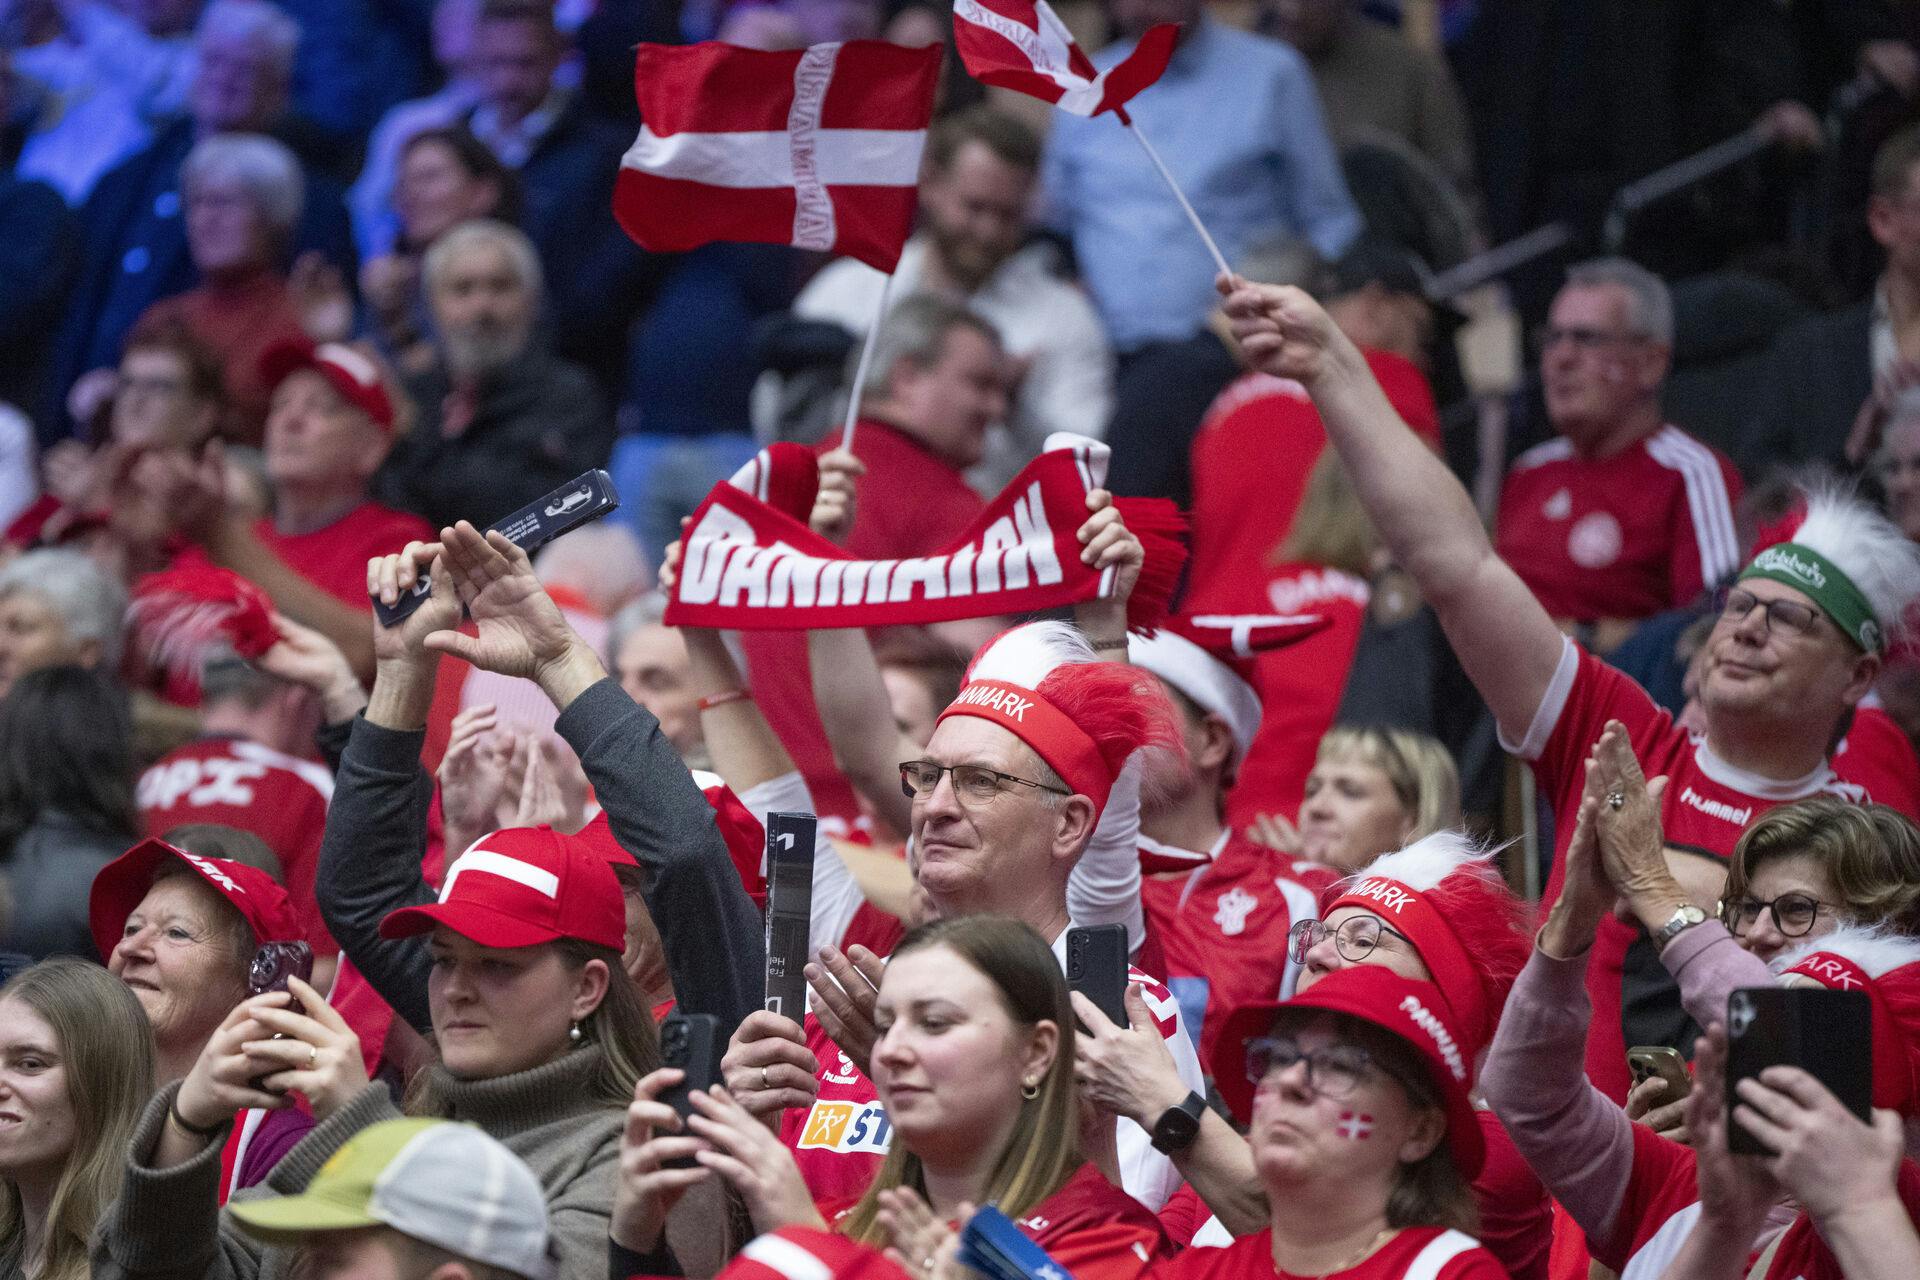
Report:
952,0,1176,119
616,40,940,272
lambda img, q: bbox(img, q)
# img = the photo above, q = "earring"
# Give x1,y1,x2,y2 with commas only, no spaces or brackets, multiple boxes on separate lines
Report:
569,1022,583,1044
1021,1078,1039,1100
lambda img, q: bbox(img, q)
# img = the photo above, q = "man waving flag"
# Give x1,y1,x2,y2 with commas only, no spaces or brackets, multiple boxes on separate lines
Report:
952,0,1176,120
615,40,941,272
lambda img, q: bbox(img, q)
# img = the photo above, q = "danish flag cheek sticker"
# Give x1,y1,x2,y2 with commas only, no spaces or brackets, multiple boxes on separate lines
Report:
1336,1111,1374,1142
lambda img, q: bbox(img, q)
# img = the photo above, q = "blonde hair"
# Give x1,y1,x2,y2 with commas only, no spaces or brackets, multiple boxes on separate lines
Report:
1315,727,1461,839
0,960,156,1280
839,917,1079,1245
1278,448,1378,575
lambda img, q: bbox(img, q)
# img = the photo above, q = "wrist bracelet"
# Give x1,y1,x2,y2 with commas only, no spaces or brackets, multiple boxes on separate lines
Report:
168,1099,227,1139
1089,636,1130,652
698,689,752,711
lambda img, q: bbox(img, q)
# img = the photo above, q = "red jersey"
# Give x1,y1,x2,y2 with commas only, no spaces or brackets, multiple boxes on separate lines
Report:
1472,1110,1551,1280
782,940,1202,1213
136,736,336,954
254,502,436,610
1834,705,1920,819
1148,1226,1506,1280
1139,832,1323,1067
1494,426,1742,622
1517,639,1882,1101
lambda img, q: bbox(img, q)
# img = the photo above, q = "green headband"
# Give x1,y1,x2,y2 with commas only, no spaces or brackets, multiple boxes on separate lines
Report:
1738,542,1884,653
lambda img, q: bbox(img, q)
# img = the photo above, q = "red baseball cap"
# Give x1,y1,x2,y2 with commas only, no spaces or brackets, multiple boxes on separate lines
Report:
379,826,626,952
260,340,395,431
90,837,302,963
1212,966,1485,1179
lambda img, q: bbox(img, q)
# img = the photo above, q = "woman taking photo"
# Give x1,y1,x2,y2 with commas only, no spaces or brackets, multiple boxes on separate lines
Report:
0,958,155,1280
611,916,1170,1280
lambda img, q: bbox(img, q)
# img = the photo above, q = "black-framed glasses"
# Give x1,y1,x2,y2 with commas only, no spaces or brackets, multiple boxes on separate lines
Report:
898,761,1071,805
1244,1036,1375,1099
1715,587,1820,639
1719,893,1828,939
1287,916,1414,966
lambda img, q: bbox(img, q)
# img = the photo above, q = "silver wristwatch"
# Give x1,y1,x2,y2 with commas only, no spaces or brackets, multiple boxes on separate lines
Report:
1653,904,1708,952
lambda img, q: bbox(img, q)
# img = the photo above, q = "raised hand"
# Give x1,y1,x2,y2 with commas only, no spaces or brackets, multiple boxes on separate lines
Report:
368,539,460,668
877,1187,957,1280
1071,985,1188,1127
720,1011,821,1120
238,977,367,1123
685,1085,824,1233
257,612,366,722
1071,488,1142,644
612,1068,713,1253
812,448,865,546
804,943,884,1077
1217,276,1347,385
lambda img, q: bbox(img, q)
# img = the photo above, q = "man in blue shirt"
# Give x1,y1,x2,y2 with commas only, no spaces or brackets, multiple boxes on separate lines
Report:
1041,0,1360,355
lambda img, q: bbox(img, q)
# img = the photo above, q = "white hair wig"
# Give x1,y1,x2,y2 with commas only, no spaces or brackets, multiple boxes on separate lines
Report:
1338,829,1505,895
965,620,1094,688
1772,922,1920,980
1791,482,1920,645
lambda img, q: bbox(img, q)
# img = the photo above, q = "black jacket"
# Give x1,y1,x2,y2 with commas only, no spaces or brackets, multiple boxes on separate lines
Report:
1742,299,1873,476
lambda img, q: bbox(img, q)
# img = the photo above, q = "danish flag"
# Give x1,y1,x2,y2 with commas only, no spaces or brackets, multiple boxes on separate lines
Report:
1336,1111,1374,1141
952,0,1176,120
615,40,940,272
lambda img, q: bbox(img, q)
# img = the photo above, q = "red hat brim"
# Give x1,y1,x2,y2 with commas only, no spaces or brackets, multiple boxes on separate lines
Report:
378,899,570,949
89,837,296,963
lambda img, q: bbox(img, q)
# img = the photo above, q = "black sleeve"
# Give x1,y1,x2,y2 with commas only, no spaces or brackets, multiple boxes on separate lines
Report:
314,717,354,775
313,715,437,1033
609,1236,683,1280
554,679,764,1035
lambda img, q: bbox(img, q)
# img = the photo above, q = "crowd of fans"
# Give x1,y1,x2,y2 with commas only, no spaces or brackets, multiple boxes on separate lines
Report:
8,2,1920,1280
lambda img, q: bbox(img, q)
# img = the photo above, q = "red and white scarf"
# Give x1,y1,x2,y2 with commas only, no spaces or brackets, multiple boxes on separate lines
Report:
663,434,1183,631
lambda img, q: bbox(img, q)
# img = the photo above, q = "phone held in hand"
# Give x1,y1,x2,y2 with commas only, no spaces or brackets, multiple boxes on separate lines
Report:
1724,985,1872,1155
1626,1045,1693,1101
1066,923,1129,1029
248,940,314,1015
659,1013,723,1168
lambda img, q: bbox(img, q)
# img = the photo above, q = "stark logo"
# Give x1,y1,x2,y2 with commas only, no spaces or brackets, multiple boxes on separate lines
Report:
1335,1111,1374,1141
796,1101,893,1154
1213,887,1257,937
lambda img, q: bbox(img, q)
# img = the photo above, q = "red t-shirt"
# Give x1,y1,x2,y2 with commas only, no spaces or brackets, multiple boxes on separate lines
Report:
1472,1110,1551,1280
744,421,985,835
1148,1225,1506,1280
1834,705,1920,817
254,502,437,609
1516,640,1895,1101
1494,426,1743,622
1139,832,1324,1067
136,736,336,955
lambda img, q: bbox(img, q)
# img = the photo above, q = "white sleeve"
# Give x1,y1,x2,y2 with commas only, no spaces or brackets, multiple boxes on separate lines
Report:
1495,634,1579,761
1113,982,1206,1212
735,771,864,953
1066,756,1145,953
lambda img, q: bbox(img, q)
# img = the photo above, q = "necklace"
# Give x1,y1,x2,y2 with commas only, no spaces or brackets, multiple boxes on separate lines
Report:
1283,1225,1396,1279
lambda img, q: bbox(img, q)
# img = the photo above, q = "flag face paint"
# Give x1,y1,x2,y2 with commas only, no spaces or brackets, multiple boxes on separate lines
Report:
1336,1111,1374,1141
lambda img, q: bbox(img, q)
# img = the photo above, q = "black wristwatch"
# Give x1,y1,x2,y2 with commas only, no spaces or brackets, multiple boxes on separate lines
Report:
1149,1091,1208,1154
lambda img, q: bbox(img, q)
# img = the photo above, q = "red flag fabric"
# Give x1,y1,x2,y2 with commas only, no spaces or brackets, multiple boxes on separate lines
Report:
952,0,1176,118
616,40,940,272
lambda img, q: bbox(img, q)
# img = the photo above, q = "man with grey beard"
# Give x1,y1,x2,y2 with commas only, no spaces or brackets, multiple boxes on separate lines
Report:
375,218,613,528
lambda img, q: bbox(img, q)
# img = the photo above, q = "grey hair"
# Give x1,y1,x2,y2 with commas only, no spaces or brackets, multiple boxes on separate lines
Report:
422,218,544,299
1792,480,1920,646
606,591,671,666
859,294,1000,402
1564,256,1674,346
0,550,129,669
195,0,300,75
181,133,304,237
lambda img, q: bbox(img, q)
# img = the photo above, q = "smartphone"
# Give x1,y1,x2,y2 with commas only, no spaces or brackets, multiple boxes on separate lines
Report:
1626,1045,1693,1102
659,1012,723,1114
248,941,314,1015
1724,985,1873,1155
1066,924,1129,1029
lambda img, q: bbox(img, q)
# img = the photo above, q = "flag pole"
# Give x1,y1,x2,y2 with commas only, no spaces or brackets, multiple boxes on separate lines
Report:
1121,113,1233,281
839,270,899,452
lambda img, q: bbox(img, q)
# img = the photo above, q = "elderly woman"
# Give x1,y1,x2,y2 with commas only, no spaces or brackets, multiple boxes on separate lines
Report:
0,959,156,1280
0,551,127,699
131,133,315,442
89,837,315,1197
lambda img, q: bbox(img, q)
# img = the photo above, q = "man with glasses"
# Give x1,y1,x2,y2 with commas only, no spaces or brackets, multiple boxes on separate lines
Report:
1219,274,1920,1103
1494,258,1742,654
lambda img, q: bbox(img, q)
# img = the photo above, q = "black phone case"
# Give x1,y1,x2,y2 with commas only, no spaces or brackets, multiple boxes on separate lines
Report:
659,1012,722,1169
1725,985,1873,1154
763,812,817,1022
1066,923,1129,1028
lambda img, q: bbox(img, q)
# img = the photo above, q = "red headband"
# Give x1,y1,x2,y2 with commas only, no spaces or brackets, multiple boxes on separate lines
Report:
936,679,1115,814
1325,877,1493,1057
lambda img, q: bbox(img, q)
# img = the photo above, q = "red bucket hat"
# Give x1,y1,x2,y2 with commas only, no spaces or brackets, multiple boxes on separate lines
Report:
379,826,626,953
1212,966,1486,1179
260,340,395,431
90,837,302,963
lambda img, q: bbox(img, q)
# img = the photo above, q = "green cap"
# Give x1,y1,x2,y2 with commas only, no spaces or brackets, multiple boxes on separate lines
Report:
228,1119,555,1280
1738,541,1884,653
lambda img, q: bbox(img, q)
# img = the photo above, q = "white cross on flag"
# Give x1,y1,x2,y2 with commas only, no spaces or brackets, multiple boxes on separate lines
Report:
952,0,1176,119
615,40,940,272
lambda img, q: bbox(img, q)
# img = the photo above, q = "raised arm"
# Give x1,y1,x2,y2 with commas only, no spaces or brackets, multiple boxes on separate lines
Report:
1219,278,1565,739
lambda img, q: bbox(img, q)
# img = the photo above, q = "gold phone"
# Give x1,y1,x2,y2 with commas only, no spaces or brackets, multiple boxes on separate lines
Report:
1626,1045,1693,1100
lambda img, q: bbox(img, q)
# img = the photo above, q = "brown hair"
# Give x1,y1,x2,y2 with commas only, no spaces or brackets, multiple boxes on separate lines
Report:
925,107,1042,176
1724,799,1920,933
839,917,1078,1245
0,960,157,1280
399,126,523,229
120,315,226,410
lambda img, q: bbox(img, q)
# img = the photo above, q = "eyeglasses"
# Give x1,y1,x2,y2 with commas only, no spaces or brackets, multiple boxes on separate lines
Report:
1716,587,1821,639
1245,1036,1375,1100
1287,916,1414,966
898,761,1071,805
1719,893,1828,938
1535,325,1646,352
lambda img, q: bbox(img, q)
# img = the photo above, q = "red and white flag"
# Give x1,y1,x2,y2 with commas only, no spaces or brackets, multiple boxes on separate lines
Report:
952,0,1176,118
616,40,940,272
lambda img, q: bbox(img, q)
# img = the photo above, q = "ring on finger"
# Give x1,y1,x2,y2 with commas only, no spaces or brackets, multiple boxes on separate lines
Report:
1606,791,1625,810
308,1044,319,1069
761,1066,770,1091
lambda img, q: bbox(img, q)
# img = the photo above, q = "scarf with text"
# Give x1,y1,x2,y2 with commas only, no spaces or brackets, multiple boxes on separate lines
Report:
662,433,1183,631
